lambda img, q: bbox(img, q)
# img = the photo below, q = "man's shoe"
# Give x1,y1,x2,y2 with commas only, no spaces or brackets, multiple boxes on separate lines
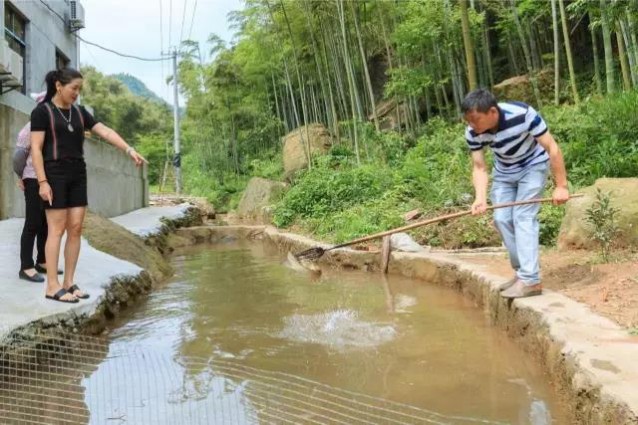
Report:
501,280,542,299
35,264,63,275
19,269,45,283
498,276,518,292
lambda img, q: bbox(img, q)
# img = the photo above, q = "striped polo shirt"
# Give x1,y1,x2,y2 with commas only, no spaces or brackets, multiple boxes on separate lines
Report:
465,101,549,174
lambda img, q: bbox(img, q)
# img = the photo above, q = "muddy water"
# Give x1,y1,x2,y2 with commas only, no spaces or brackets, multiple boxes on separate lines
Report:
91,241,570,424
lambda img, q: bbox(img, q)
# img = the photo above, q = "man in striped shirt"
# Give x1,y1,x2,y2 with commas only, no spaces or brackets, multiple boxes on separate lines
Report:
462,89,569,299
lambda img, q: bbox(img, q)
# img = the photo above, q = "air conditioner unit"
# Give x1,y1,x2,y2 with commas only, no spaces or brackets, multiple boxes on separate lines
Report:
0,40,23,89
68,0,85,31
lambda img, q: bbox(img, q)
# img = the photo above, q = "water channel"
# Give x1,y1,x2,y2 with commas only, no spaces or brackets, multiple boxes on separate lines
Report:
1,240,571,424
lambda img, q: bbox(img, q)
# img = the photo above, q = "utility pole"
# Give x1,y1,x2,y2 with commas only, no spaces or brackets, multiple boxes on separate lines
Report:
171,48,182,194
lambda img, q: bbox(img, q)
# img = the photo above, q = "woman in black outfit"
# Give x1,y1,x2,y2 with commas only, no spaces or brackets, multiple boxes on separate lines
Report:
31,68,146,303
14,91,61,283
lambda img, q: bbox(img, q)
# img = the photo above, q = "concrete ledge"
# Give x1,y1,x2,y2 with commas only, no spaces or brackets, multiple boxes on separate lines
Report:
0,205,199,342
110,204,199,239
111,204,202,254
170,225,268,249
0,219,144,341
170,225,638,424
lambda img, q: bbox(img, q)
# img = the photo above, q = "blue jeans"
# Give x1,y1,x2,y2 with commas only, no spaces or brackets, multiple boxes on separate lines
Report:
490,161,549,285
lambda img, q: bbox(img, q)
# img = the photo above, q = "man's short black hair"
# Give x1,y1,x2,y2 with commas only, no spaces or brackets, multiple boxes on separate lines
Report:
461,89,498,114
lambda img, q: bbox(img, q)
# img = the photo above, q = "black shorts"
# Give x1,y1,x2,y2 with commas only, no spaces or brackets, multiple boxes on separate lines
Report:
44,159,88,209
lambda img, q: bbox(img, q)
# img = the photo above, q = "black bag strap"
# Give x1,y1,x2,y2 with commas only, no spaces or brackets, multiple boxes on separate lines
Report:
42,103,59,161
72,104,85,130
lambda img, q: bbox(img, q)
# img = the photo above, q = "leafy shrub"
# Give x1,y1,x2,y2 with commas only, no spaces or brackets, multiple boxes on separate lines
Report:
546,91,638,187
585,189,619,262
539,202,566,246
398,117,474,205
273,161,395,227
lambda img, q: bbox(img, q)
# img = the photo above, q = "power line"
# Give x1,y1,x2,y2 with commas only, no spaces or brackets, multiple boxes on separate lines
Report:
168,0,173,49
187,0,198,41
160,0,169,102
160,0,164,55
38,0,66,25
83,43,101,69
77,35,170,62
179,0,189,45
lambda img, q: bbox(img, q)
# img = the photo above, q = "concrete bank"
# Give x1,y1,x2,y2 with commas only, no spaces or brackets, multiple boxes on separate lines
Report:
169,224,638,425
0,204,200,342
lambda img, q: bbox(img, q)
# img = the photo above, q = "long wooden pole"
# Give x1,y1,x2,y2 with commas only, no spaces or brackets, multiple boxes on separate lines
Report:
328,194,584,250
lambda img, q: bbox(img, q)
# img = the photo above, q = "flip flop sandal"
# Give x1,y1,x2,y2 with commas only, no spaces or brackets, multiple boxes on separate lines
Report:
67,284,90,299
46,288,79,303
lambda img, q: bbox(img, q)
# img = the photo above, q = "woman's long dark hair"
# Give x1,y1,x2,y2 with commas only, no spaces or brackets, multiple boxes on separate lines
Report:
42,68,83,103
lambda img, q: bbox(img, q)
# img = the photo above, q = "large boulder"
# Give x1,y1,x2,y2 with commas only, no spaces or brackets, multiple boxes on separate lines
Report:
369,99,410,131
283,124,332,178
493,69,553,105
558,178,638,250
237,177,287,223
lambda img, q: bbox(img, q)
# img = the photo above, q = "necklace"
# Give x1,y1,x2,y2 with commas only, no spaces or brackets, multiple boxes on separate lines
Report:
52,102,74,132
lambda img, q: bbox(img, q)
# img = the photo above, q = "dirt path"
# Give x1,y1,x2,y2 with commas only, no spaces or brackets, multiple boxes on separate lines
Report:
455,249,638,331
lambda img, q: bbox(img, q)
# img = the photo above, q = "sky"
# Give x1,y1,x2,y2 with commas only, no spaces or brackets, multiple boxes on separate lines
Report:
79,0,243,103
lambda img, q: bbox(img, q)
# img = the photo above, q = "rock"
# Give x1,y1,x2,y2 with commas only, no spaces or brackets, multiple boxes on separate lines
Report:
370,99,410,131
390,233,424,252
558,178,638,250
237,177,287,223
150,195,215,220
459,193,473,204
403,209,422,222
493,69,553,105
283,124,332,178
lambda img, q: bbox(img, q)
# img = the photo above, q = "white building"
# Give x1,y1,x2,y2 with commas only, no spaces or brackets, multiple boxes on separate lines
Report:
1,0,83,97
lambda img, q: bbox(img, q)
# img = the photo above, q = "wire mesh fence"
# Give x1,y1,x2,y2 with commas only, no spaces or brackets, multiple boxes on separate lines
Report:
0,329,506,425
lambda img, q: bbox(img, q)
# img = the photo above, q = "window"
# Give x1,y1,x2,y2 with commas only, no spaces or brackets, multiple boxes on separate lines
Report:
56,50,70,70
4,3,27,92
4,4,26,57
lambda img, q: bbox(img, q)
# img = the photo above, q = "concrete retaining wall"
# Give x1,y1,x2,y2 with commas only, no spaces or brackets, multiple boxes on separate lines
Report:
83,136,149,217
0,103,29,219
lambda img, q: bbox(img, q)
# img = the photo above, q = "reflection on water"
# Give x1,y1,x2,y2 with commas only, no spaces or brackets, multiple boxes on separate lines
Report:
0,241,570,424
